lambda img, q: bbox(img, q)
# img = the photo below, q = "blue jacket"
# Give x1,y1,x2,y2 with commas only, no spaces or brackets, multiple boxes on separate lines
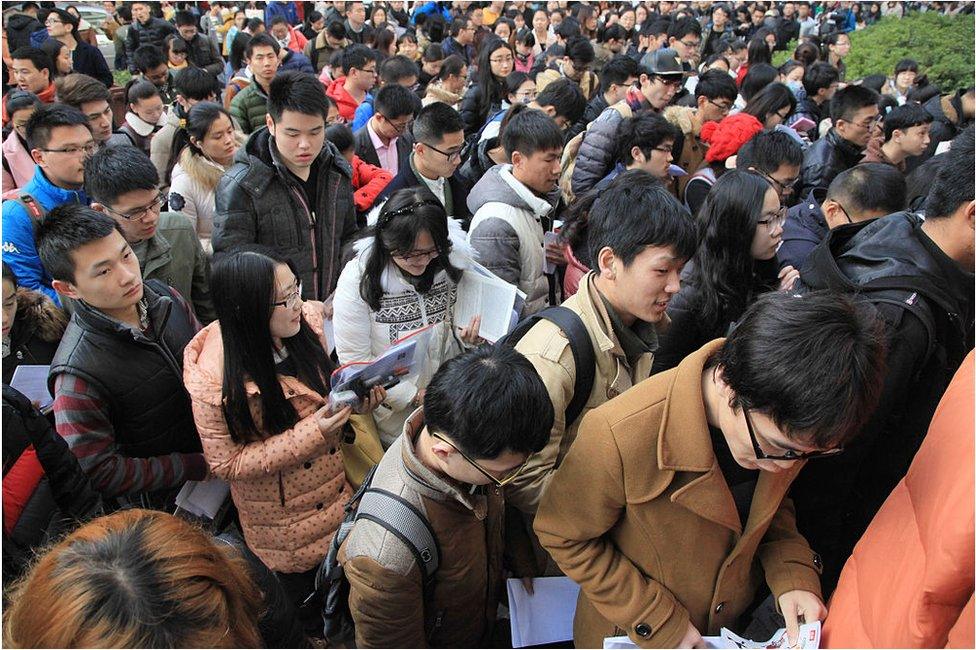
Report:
279,49,315,75
264,1,298,27
352,93,375,131
2,166,89,305
411,2,452,24
777,188,828,272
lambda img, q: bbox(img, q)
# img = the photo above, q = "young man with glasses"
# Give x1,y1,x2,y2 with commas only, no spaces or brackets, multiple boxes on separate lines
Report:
736,129,804,206
354,84,421,176
338,344,552,648
85,144,215,324
536,36,599,101
326,44,377,123
38,204,208,510
779,162,906,272
597,113,680,189
798,84,880,197
230,34,282,134
2,103,93,305
535,290,887,649
566,55,639,141
375,102,470,222
351,55,420,131
44,8,114,87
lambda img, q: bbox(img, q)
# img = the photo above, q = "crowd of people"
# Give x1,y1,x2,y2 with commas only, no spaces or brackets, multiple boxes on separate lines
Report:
1,0,974,648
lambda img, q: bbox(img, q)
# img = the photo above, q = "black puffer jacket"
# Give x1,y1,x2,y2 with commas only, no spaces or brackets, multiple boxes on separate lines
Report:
791,212,975,596
184,33,223,76
125,16,178,72
2,386,102,584
5,13,41,53
3,288,67,385
570,93,646,197
213,127,357,300
460,84,503,138
797,128,863,197
455,136,502,202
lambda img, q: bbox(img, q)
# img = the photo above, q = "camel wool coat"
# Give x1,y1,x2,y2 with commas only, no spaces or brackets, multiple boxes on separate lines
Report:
535,339,823,648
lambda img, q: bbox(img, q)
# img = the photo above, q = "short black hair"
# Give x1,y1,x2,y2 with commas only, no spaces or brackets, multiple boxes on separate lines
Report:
601,23,627,44
174,10,197,27
379,55,419,85
882,102,933,141
736,130,803,173
694,68,738,102
668,16,702,41
501,104,563,158
325,123,354,152
85,145,159,207
423,42,445,63
802,62,840,97
564,36,595,65
413,102,463,144
132,44,166,73
24,102,90,151
36,204,125,284
643,18,670,38
599,55,639,93
10,46,54,81
830,84,880,123
55,73,111,109
555,16,581,39
374,83,422,120
740,63,778,102
449,17,469,38
269,15,288,28
827,163,906,216
424,345,552,459
174,65,219,101
245,17,264,32
587,169,697,267
534,78,586,124
618,113,680,165
267,70,329,122
713,291,887,449
924,126,975,220
326,19,347,40
245,32,280,58
340,43,373,75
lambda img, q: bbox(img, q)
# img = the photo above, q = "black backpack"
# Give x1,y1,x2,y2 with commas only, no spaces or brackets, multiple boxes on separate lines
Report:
313,464,440,643
501,305,596,428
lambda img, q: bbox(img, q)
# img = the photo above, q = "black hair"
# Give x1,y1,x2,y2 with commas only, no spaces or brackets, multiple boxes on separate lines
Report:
85,145,159,207
436,54,466,81
174,66,219,101
515,27,535,49
413,101,464,144
3,90,41,118
132,44,165,73
893,58,919,75
857,73,886,94
602,23,627,44
830,84,880,123
585,169,697,269
504,71,530,98
564,35,595,65
48,8,79,33
211,249,333,443
617,112,680,165
778,60,803,81
743,82,796,125
925,126,975,220
116,5,132,22
793,41,820,67
821,31,850,60
374,26,397,56
501,103,563,158
164,34,189,58
905,154,944,211
174,10,197,27
599,55,640,93
668,15,702,41
695,68,738,102
379,54,419,85
167,101,234,183
38,40,67,78
424,14,447,43
267,70,329,122
245,17,264,32
882,102,934,141
644,18,670,38
245,32,280,59
24,101,90,151
374,83,422,120
269,15,289,28
359,188,463,311
827,163,906,216
711,291,886,449
340,43,373,75
475,38,515,122
740,63,778,101
736,129,803,173
325,123,354,152
688,170,775,329
10,46,54,82
555,16,581,40
36,204,124,284
424,344,552,459
124,78,160,107
534,78,586,124
423,42,445,63
802,62,840,97
449,17,468,38
746,30,773,66
326,19,347,40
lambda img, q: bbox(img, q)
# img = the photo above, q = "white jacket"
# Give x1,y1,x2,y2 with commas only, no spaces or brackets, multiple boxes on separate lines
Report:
333,219,475,447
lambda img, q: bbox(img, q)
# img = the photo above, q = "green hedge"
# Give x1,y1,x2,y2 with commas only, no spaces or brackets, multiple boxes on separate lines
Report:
772,11,975,92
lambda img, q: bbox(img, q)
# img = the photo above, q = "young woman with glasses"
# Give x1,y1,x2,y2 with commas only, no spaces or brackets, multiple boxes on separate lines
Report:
460,37,515,136
333,188,483,448
653,170,795,373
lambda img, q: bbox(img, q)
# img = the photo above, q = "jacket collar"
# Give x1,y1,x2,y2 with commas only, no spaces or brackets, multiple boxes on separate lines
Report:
498,165,555,219
826,127,865,158
26,166,88,208
74,281,171,343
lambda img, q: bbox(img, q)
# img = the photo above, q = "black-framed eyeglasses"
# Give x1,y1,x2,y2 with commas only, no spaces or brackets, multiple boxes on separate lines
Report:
757,205,788,230
272,283,302,310
744,408,843,461
834,201,854,224
41,142,98,157
678,39,701,49
355,66,377,75
706,98,733,114
102,192,168,221
753,168,798,196
658,76,684,88
430,431,530,487
421,141,462,162
381,113,413,134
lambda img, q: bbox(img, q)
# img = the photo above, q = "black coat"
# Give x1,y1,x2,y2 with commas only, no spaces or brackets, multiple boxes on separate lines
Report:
2,288,67,385
70,39,113,88
125,17,178,72
791,212,975,596
565,91,608,141
376,155,471,224
353,123,413,174
797,128,864,198
922,90,974,160
5,13,41,53
184,33,223,77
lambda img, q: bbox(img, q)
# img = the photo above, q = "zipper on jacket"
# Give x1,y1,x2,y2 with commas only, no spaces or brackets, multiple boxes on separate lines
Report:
278,471,286,506
288,185,321,299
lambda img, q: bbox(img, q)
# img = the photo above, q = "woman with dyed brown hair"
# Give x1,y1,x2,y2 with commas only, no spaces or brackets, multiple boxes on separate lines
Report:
3,509,265,648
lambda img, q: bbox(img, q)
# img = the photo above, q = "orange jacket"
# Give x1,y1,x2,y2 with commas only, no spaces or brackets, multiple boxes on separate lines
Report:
823,352,974,648
326,77,361,123
349,154,392,213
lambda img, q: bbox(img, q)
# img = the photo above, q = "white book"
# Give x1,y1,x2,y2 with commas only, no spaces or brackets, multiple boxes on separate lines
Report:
455,262,524,343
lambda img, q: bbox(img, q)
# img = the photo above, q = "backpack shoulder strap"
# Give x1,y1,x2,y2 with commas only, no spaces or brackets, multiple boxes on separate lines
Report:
6,192,48,233
355,487,440,582
863,286,938,371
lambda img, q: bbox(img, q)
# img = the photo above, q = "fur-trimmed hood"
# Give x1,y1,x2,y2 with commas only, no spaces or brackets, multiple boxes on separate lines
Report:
176,132,247,191
423,83,463,107
12,287,68,344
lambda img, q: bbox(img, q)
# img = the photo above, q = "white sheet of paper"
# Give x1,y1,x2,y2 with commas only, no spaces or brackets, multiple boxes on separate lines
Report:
174,478,231,519
604,622,821,649
507,576,581,648
935,139,952,155
9,364,53,412
322,318,336,353
455,263,519,343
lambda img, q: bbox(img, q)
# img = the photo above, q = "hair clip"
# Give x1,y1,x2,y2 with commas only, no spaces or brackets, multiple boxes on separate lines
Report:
377,199,442,227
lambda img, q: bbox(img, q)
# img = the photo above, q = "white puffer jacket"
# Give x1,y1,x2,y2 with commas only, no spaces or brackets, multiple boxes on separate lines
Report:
333,219,475,447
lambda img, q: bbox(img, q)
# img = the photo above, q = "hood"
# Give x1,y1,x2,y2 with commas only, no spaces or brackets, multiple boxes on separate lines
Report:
466,164,555,218
6,13,40,32
663,105,699,135
801,211,973,314
11,287,67,345
177,131,246,190
424,83,463,106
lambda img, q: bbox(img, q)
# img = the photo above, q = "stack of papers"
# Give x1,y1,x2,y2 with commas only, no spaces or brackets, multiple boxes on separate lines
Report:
507,577,580,648
455,262,526,343
10,365,54,413
604,621,822,649
174,478,231,520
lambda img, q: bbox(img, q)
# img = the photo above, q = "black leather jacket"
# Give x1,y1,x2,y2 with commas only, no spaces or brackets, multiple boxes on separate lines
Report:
797,128,864,197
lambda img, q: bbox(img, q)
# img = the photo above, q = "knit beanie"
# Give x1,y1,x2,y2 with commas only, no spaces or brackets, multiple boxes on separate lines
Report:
701,112,763,162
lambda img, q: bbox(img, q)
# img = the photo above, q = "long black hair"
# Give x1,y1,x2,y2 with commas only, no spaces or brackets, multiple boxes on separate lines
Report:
211,248,334,443
743,82,796,126
474,38,515,125
359,188,463,311
688,170,775,329
746,29,774,66
165,101,233,184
